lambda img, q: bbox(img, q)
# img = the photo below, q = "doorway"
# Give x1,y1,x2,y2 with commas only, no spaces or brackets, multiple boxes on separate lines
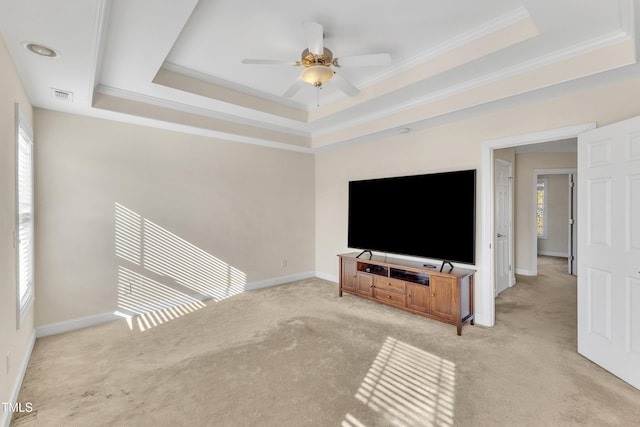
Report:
482,119,640,391
479,122,595,327
533,169,577,276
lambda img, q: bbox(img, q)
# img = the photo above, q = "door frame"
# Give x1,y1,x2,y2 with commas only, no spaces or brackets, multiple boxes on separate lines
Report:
479,122,595,327
532,168,577,276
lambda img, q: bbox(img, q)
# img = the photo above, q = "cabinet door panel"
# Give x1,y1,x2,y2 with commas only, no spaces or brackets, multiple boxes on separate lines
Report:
356,273,374,297
431,276,455,320
406,283,429,312
342,259,357,291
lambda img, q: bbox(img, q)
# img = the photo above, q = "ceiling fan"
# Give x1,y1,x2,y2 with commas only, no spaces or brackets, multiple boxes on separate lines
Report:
241,21,391,98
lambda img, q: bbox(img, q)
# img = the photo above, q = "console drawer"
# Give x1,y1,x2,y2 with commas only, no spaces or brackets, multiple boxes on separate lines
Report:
374,276,406,293
374,288,406,306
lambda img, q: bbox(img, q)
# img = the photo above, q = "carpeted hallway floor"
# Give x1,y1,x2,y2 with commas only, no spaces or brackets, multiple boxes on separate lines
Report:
12,256,640,426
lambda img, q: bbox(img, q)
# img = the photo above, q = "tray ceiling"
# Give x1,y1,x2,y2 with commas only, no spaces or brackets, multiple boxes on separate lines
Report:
0,0,637,151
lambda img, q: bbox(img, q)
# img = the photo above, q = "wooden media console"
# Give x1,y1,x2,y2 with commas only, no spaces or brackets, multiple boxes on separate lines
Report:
338,252,475,335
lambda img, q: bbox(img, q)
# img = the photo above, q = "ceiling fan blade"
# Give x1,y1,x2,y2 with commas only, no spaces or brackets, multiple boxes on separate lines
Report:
334,53,391,68
241,59,297,65
283,77,307,98
331,72,360,97
303,21,324,55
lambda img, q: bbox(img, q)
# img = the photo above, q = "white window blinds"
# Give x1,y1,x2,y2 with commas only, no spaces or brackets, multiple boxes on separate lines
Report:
16,104,34,327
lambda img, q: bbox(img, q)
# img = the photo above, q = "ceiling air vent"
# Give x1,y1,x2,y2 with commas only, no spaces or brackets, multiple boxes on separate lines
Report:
50,88,73,103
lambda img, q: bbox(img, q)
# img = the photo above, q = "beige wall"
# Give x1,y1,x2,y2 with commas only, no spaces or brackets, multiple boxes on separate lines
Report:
494,147,515,164
34,110,315,326
315,74,640,325
514,153,576,274
0,34,35,420
537,174,570,256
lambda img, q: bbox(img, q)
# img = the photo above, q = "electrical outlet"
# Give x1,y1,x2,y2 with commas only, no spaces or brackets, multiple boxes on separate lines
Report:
281,259,287,268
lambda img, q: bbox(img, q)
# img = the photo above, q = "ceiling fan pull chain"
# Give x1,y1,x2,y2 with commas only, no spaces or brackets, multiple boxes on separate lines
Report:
317,85,320,107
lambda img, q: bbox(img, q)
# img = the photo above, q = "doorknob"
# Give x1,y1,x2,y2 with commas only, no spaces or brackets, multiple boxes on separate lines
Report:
497,233,505,238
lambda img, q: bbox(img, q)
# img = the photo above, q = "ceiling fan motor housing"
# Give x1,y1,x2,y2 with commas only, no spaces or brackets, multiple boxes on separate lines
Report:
300,47,334,67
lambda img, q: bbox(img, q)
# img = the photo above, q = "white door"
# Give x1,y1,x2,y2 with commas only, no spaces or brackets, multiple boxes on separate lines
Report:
578,115,640,390
495,159,512,296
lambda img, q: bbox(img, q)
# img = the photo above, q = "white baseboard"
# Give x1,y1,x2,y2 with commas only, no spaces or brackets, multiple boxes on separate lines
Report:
36,312,120,338
245,271,316,291
1,330,36,427
515,268,537,276
35,272,318,338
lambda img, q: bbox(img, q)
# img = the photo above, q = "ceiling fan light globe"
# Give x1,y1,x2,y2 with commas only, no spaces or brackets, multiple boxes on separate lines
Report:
301,65,334,86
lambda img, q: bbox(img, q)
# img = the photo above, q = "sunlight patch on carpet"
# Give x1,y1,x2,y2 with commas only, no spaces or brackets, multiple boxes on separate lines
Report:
116,266,207,331
344,336,456,427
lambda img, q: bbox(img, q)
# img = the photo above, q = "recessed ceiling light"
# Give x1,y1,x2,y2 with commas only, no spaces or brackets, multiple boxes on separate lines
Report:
24,43,59,58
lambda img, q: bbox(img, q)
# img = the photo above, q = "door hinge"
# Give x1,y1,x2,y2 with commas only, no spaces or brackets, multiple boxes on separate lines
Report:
569,218,574,225
509,265,512,272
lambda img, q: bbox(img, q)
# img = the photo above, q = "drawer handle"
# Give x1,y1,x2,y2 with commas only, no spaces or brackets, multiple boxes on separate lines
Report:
387,295,392,299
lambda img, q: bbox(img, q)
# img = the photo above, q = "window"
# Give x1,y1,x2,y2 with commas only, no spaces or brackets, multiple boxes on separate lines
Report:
16,104,34,327
536,178,547,239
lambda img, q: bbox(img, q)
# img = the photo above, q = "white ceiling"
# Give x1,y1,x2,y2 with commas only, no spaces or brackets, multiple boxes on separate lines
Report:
0,0,638,151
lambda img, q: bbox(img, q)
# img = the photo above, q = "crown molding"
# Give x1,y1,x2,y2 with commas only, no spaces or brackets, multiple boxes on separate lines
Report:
316,6,534,107
87,0,111,107
161,61,308,111
84,99,315,153
619,0,636,37
357,6,532,88
95,84,311,139
395,29,633,113
93,25,634,154
85,3,636,153
313,29,634,139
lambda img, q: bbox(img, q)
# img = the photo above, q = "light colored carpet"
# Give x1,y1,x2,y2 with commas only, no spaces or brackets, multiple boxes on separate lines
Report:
12,256,640,426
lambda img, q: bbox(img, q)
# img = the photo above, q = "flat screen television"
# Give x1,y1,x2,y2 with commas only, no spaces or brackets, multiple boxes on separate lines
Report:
348,169,476,265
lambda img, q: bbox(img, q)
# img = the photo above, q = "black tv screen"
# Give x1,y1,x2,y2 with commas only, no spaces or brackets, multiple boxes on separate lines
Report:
348,169,476,264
